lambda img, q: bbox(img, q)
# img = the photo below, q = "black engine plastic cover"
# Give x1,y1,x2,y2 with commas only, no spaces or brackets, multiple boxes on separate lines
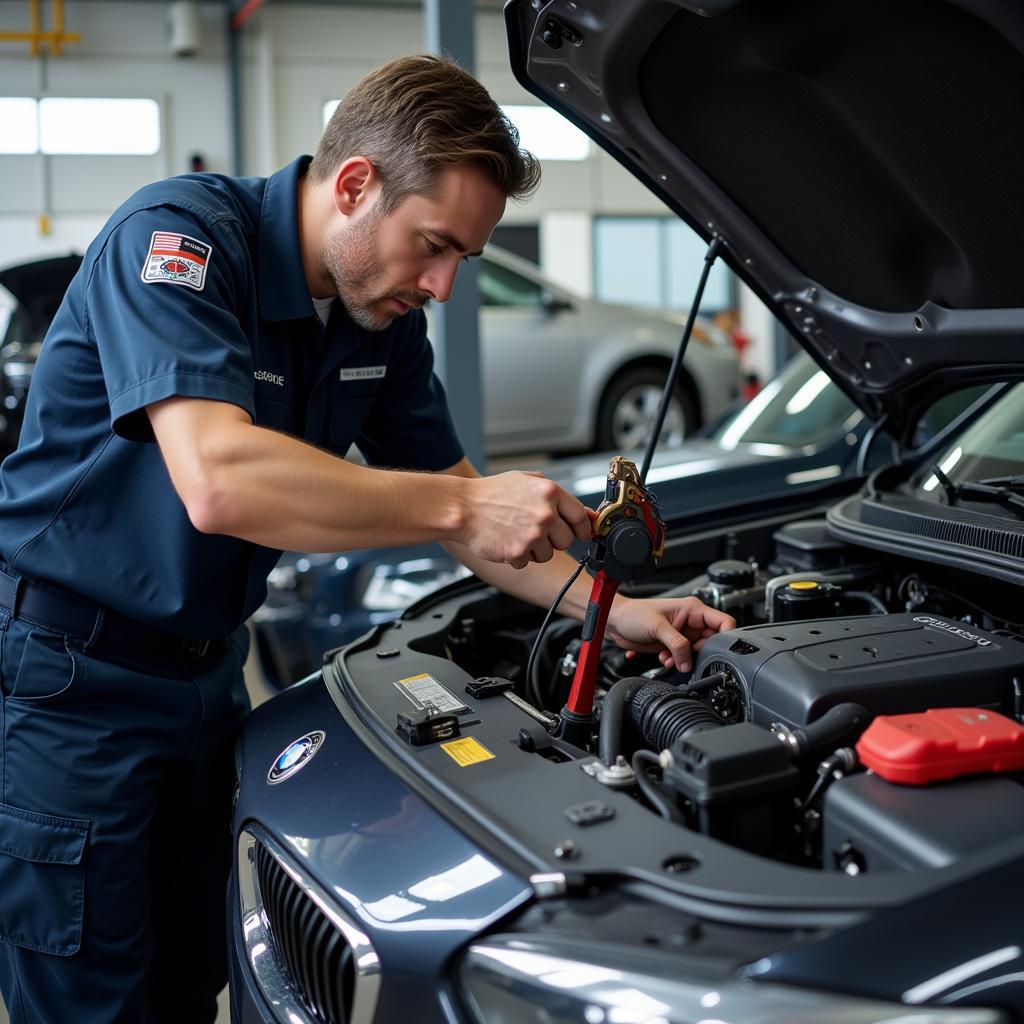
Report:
693,613,1024,729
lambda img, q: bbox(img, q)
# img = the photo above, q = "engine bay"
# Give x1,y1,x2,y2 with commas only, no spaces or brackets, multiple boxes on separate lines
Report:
327,501,1024,902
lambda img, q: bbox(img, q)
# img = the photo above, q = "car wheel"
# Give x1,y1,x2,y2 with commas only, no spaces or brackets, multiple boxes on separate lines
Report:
596,367,698,452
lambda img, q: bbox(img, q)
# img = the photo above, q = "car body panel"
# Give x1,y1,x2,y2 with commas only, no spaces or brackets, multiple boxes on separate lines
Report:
231,676,533,1024
751,857,1024,1005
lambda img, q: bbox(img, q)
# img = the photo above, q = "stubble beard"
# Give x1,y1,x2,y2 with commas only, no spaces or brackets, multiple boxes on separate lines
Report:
322,206,428,332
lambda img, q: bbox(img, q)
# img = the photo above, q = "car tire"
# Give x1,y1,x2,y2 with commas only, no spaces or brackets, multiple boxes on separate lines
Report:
596,366,698,452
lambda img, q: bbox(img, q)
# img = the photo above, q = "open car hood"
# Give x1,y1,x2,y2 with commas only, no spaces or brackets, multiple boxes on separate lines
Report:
0,255,81,330
506,0,1024,442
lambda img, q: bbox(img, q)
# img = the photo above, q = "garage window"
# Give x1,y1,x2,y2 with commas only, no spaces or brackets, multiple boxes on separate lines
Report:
594,216,734,312
0,98,160,155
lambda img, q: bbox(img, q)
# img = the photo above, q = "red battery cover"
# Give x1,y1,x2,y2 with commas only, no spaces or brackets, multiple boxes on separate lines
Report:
856,708,1024,785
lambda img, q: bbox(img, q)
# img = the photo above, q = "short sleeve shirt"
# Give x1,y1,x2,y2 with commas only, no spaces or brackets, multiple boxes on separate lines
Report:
0,157,464,636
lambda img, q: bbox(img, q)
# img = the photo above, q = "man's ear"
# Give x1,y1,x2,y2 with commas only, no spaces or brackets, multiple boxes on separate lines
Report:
332,156,377,216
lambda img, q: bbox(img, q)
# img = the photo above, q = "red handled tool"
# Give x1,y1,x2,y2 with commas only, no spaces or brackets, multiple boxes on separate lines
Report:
558,457,665,742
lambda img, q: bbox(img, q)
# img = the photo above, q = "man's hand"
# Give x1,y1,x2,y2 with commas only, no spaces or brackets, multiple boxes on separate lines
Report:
606,596,736,673
458,471,592,568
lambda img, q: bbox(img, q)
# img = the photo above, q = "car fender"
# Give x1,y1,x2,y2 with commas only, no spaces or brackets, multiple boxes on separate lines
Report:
233,675,534,1023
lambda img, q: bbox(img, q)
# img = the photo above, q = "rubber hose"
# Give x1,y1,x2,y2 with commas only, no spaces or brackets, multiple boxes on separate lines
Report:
630,681,722,752
793,703,871,760
598,676,651,766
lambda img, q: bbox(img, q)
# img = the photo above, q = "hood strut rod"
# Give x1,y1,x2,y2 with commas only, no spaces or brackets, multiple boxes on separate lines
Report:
639,235,722,483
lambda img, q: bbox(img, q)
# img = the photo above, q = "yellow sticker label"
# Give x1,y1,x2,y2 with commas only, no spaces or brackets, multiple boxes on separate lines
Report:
441,737,495,767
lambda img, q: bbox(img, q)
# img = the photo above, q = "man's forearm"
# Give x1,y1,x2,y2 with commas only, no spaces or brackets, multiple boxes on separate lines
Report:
445,540,598,620
187,419,469,552
148,397,592,562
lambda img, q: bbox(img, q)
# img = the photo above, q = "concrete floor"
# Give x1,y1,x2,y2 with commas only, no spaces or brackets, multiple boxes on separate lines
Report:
0,629,276,1024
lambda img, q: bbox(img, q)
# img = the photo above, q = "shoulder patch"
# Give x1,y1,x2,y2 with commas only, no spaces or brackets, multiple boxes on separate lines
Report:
140,230,212,291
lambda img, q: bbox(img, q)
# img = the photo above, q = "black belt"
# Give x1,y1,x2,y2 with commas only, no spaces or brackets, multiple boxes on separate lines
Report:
0,570,224,663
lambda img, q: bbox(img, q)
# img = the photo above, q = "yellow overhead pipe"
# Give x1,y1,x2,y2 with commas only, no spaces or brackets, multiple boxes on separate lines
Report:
0,0,80,56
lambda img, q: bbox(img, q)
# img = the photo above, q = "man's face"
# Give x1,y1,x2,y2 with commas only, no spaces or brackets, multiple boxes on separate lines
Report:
322,163,506,332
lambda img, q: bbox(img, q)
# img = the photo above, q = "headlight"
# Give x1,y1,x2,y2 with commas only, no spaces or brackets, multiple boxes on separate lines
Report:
459,936,1001,1024
361,557,470,612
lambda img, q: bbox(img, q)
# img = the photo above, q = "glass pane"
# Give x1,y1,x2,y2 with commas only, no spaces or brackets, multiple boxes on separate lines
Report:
715,353,858,449
478,259,542,307
665,220,732,313
918,384,1024,491
0,98,39,154
39,98,160,155
594,219,660,306
912,385,990,447
501,105,590,161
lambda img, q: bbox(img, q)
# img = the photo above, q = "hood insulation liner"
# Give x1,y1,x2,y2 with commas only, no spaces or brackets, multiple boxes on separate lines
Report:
640,0,1024,312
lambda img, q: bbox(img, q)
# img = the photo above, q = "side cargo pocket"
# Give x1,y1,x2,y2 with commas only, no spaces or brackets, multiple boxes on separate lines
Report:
0,801,89,956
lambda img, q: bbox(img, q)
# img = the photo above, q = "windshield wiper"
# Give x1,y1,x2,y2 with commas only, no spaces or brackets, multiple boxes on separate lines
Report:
930,464,1024,516
975,475,1024,491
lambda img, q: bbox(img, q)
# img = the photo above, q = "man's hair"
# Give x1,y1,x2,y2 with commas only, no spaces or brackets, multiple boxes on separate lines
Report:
309,54,541,209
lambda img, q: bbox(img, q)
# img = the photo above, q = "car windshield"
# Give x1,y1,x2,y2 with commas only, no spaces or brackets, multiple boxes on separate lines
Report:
713,353,858,450
917,383,1024,496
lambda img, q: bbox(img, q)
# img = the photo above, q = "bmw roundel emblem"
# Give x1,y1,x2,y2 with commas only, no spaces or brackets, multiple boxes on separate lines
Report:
267,731,325,784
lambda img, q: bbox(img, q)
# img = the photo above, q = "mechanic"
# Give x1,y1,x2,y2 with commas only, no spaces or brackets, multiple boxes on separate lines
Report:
0,55,735,1023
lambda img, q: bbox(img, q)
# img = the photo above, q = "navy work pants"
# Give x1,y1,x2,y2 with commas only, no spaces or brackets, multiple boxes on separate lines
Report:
0,612,251,1023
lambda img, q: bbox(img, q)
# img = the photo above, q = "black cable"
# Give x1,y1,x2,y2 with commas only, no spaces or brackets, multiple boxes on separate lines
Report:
800,772,830,814
529,618,580,708
799,748,858,813
526,557,588,708
631,750,686,824
639,236,722,483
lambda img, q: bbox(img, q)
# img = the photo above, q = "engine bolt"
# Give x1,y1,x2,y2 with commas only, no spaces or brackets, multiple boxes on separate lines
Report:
553,839,577,860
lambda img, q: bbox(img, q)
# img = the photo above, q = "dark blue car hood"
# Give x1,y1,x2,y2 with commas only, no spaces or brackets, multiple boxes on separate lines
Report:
505,0,1024,442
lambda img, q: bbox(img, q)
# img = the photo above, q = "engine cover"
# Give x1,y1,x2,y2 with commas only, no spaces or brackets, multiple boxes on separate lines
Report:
693,613,1024,729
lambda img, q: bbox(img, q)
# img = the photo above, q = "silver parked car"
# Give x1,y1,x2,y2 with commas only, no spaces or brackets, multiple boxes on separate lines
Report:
441,246,741,455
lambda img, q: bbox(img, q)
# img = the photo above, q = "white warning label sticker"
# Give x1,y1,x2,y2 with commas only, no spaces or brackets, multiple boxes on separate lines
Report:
394,672,470,715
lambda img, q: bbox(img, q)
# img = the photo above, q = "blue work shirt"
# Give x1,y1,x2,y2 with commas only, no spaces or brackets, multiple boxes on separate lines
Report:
0,156,464,636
